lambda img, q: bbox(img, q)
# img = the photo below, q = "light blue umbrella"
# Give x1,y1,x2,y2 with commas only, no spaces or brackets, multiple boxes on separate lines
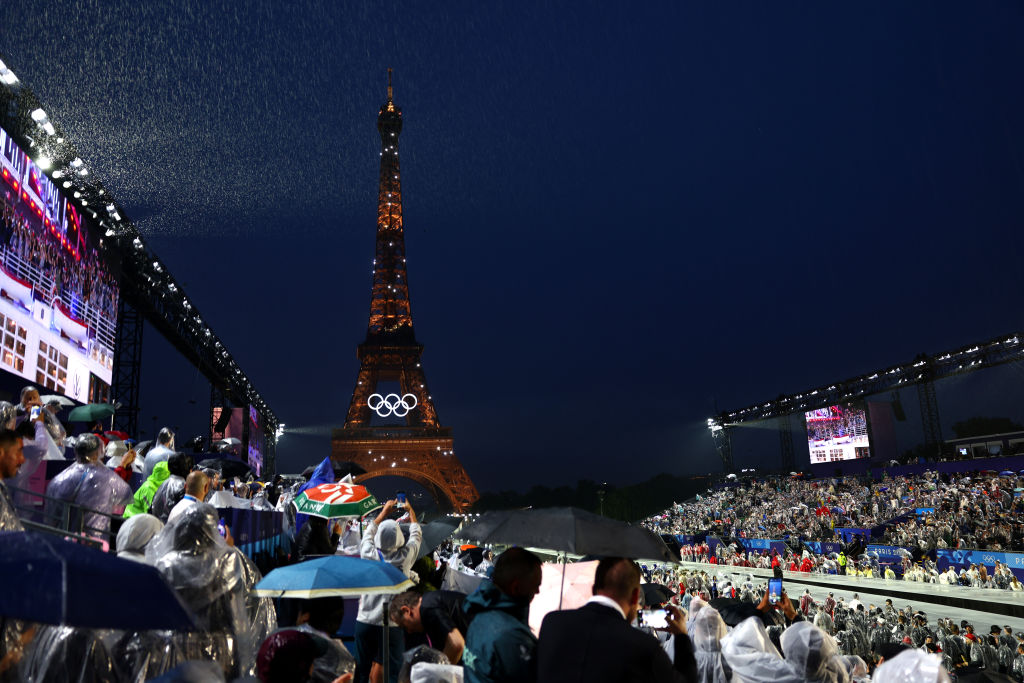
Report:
254,555,414,598
255,555,413,683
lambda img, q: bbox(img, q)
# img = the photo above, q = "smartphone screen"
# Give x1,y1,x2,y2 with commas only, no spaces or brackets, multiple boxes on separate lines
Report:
396,491,407,508
768,578,783,605
30,405,41,419
641,609,668,629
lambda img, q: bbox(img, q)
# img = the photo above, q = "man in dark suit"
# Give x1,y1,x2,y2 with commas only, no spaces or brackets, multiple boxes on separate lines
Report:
536,557,696,683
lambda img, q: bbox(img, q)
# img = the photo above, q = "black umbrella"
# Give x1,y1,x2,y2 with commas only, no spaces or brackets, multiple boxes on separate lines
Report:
417,518,461,560
196,457,255,481
641,583,675,606
459,547,486,569
955,668,1015,683
455,507,677,562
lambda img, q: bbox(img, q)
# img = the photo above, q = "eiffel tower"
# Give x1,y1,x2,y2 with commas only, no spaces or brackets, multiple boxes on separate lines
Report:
332,70,479,512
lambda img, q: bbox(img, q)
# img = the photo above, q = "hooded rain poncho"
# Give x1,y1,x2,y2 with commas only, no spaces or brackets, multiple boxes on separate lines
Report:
873,649,951,683
124,461,170,518
116,503,253,679
357,518,421,625
780,621,849,683
721,617,804,683
116,513,163,562
690,605,730,683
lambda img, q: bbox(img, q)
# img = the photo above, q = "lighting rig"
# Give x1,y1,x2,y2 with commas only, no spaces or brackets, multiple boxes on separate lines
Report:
706,332,1023,470
0,55,280,471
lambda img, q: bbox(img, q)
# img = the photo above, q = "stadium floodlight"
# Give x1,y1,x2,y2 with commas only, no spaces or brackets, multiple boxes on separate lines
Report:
0,60,18,86
69,157,83,169
106,203,121,221
52,170,63,178
36,155,51,170
30,109,56,136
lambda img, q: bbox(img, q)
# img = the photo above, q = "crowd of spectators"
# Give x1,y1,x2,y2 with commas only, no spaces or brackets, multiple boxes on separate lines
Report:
645,471,1024,549
646,564,1024,681
1,193,119,325
3,380,1024,681
642,470,1024,595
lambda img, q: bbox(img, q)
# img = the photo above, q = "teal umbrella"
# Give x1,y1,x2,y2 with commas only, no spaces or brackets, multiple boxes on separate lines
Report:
254,555,413,598
67,403,116,423
255,555,413,683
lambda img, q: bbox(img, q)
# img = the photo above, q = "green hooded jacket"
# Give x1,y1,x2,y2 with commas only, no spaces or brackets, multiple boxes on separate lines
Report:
124,461,169,518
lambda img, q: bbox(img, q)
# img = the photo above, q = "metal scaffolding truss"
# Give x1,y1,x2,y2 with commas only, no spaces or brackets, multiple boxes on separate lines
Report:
709,332,1022,428
0,54,279,455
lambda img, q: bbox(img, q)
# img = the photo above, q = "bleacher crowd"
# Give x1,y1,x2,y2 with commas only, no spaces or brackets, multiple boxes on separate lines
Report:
1,194,120,324
643,470,1024,593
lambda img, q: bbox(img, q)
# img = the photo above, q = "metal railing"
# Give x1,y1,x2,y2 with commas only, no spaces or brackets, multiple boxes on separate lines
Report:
8,484,118,550
0,245,117,353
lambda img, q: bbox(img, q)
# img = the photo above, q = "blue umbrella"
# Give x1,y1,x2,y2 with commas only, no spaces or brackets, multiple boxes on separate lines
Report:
254,555,414,598
0,531,195,630
1000,471,1015,476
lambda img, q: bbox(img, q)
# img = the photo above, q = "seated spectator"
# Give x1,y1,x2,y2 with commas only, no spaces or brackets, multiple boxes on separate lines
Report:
124,461,170,518
44,434,131,538
276,597,355,683
168,470,211,524
116,513,163,563
150,452,192,523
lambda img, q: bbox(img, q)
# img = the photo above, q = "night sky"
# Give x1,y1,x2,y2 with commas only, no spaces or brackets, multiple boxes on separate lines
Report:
1,2,1022,494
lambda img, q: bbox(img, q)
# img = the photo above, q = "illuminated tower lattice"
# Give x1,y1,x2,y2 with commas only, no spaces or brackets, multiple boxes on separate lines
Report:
333,70,478,511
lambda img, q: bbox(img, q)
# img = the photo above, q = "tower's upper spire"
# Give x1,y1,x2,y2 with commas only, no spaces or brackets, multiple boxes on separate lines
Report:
368,69,410,339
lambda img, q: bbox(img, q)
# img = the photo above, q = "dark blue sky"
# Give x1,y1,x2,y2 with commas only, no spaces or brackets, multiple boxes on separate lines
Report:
2,2,1022,492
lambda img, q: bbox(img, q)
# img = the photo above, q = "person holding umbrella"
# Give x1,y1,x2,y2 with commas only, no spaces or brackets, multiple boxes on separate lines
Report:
354,498,421,683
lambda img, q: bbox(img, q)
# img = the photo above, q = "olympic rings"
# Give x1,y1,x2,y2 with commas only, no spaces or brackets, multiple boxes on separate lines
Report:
367,392,418,418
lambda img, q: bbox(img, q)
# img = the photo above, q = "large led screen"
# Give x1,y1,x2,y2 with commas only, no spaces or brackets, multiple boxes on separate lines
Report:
804,402,871,464
0,126,119,402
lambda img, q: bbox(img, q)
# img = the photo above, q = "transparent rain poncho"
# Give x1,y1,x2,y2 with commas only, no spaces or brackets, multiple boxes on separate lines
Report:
127,502,253,678
685,595,708,635
873,649,951,683
279,623,357,683
44,460,132,537
840,655,870,683
18,624,116,683
721,617,804,683
689,605,730,683
232,545,277,672
780,621,850,683
399,645,451,683
0,481,23,531
150,476,186,523
115,513,163,563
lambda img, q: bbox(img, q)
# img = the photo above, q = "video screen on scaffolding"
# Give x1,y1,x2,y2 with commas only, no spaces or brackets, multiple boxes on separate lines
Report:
804,401,871,464
248,405,263,476
0,125,119,402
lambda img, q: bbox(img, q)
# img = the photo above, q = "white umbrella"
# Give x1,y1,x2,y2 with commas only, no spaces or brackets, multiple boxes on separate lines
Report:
40,395,74,407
